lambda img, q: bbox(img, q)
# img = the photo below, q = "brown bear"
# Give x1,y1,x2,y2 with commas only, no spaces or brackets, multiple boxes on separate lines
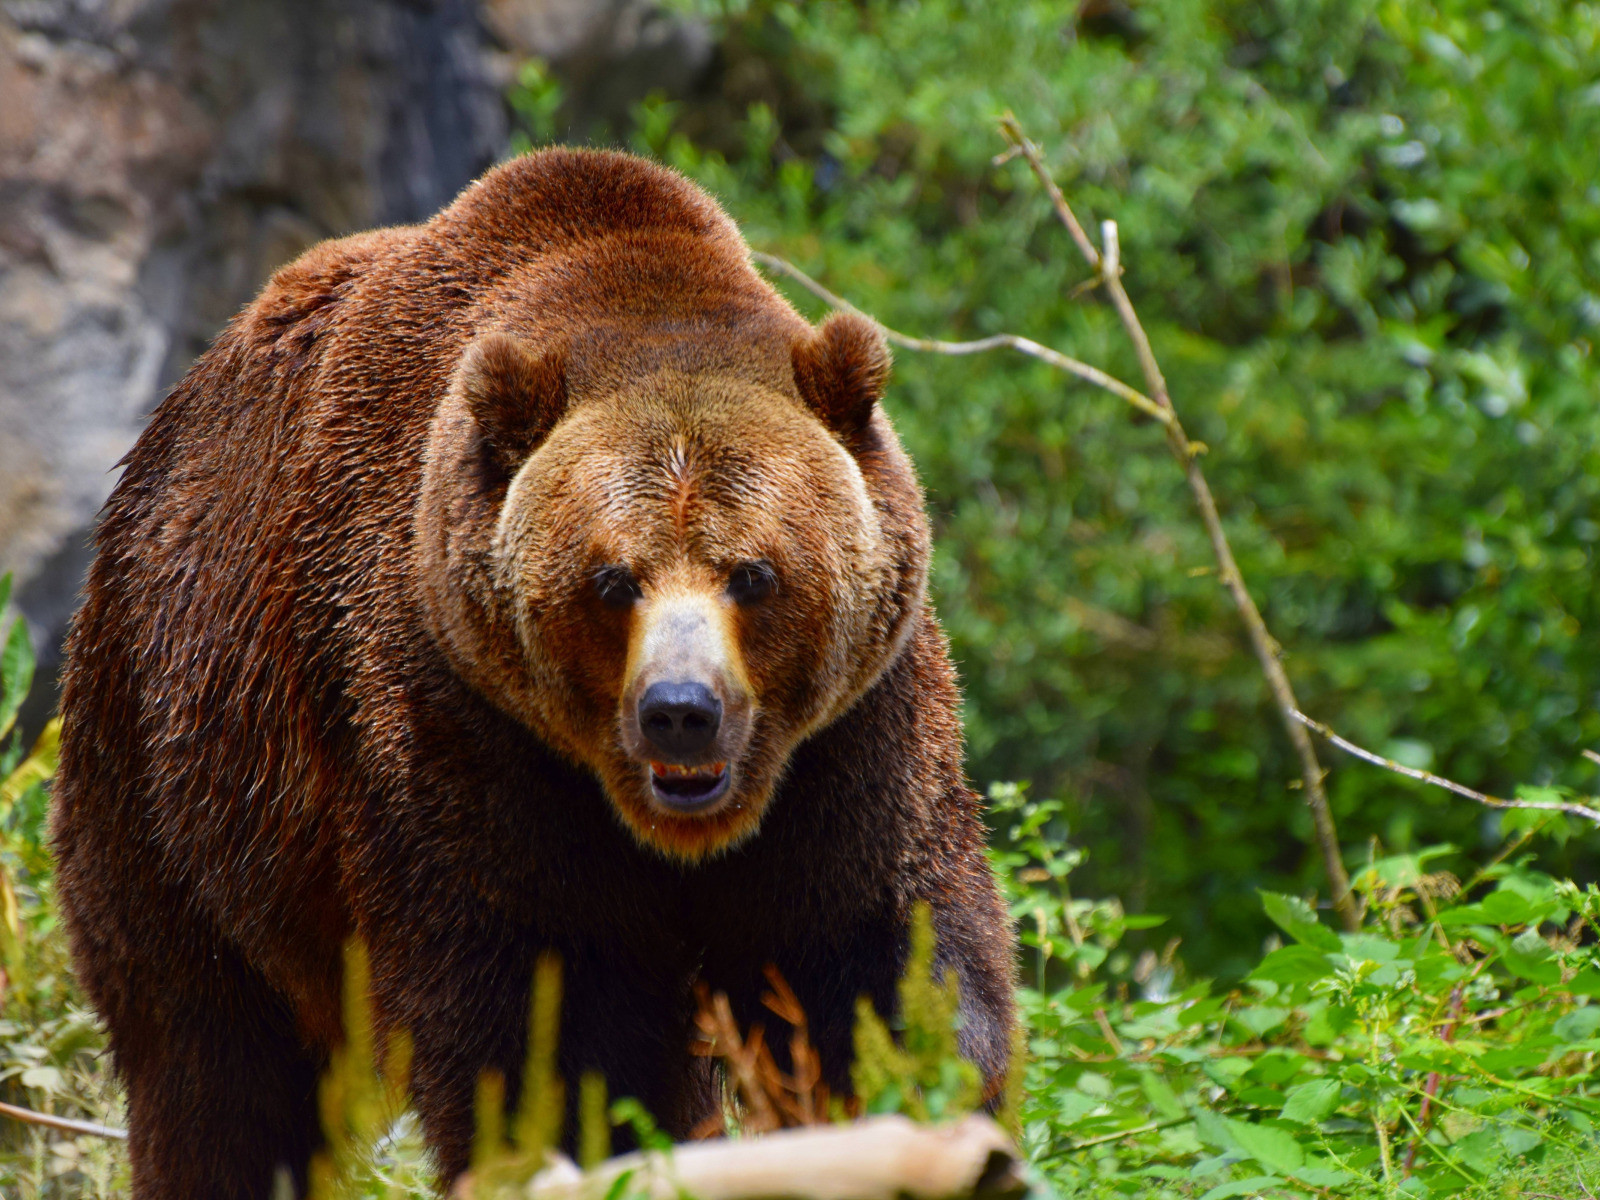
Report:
51,148,1017,1198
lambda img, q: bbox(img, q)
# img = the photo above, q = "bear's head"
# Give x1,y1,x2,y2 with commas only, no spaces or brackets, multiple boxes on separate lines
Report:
417,310,930,860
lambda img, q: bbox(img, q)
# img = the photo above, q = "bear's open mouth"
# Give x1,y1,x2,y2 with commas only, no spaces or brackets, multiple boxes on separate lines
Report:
649,760,730,812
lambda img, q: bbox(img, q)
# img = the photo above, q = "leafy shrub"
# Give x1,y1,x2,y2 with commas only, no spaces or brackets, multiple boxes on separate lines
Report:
0,577,123,1197
990,779,1600,1198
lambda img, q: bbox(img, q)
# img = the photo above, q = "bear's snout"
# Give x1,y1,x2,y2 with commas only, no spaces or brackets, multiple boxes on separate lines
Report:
638,681,722,758
619,588,755,820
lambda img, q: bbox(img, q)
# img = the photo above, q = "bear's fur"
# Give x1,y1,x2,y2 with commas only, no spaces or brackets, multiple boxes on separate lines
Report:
51,149,1016,1198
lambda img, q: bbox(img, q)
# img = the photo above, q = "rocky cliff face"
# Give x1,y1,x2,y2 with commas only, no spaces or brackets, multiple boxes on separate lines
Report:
0,0,709,733
1,0,508,708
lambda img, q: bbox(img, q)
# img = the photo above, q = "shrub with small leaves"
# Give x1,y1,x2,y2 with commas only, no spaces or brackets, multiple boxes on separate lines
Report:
0,577,124,1198
990,781,1600,1199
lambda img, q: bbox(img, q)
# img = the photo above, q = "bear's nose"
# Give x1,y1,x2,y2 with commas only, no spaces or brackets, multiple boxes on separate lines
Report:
638,682,722,758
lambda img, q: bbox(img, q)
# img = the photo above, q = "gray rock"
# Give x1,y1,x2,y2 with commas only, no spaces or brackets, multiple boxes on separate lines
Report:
0,0,510,730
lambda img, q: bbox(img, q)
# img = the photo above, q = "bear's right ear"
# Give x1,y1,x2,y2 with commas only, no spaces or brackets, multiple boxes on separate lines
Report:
459,332,568,481
792,311,891,441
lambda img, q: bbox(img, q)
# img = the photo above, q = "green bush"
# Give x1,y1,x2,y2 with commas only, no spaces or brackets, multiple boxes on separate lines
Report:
0,578,122,1197
990,779,1600,1198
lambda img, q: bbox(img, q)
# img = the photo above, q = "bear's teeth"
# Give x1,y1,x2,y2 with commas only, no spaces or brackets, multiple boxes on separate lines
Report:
650,761,727,778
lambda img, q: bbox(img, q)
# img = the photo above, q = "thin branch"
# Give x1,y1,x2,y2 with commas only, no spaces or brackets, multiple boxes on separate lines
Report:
991,126,1102,272
1293,711,1600,826
997,115,1357,927
0,1099,126,1140
749,251,1177,429
1066,1115,1190,1151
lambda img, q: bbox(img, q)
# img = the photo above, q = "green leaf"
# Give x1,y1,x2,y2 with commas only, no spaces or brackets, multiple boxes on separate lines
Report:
1232,1006,1289,1037
1498,1125,1542,1156
1139,1070,1187,1122
1249,945,1335,984
602,1167,639,1200
1194,1110,1241,1153
1453,1129,1504,1174
1365,845,1457,890
1440,887,1552,929
1503,930,1563,985
1228,1119,1305,1175
0,615,34,743
1259,892,1341,952
1199,1176,1284,1200
1293,1165,1357,1188
20,1065,63,1094
1237,1086,1285,1108
1338,933,1403,963
1555,1007,1600,1042
1280,1079,1342,1125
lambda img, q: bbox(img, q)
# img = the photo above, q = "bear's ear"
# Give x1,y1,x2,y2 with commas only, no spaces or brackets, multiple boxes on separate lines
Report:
792,311,891,439
459,332,568,480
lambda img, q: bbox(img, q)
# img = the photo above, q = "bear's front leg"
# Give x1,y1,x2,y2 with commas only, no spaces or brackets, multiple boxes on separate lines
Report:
921,875,1019,1098
364,902,537,1184
365,909,713,1183
104,922,326,1199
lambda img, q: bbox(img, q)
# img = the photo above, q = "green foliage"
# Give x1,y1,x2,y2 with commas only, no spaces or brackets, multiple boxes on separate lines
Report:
506,60,565,155
597,0,1600,970
466,955,576,1193
0,594,1593,1199
0,580,123,1198
989,781,1600,1198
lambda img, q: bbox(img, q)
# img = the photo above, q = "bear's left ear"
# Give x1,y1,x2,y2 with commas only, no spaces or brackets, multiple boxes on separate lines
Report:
792,311,891,440
459,332,568,480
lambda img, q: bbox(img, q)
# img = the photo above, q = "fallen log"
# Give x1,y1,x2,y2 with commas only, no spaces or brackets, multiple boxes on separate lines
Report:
461,1114,1028,1200
0,1099,127,1141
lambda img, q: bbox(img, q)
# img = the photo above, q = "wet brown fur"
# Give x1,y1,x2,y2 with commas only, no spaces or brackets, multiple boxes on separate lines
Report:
51,149,1017,1198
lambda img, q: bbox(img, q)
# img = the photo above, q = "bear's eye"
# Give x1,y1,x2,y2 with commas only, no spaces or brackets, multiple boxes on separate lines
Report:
592,565,642,610
727,560,777,606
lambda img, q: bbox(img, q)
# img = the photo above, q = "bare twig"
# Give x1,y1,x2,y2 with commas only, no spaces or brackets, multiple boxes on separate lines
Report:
998,114,1356,927
691,968,843,1137
758,121,1384,926
693,984,781,1134
750,251,1177,429
0,1099,126,1140
1293,711,1600,826
1092,1008,1125,1057
990,140,1101,272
